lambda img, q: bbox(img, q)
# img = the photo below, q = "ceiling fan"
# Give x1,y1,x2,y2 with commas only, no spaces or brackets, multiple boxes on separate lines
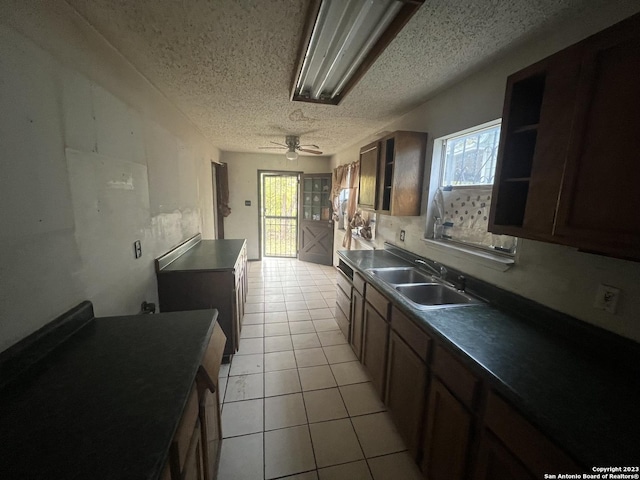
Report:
258,135,323,161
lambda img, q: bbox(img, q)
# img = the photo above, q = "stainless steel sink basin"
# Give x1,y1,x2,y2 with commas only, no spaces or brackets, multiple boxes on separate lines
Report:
395,284,481,309
367,267,433,285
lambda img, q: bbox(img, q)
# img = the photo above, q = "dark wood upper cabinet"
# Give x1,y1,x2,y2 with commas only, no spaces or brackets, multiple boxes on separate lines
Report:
358,141,380,210
554,18,640,258
489,13,640,260
358,131,427,216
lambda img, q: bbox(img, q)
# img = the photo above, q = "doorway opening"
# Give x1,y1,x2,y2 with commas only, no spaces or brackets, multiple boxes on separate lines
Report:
259,172,299,258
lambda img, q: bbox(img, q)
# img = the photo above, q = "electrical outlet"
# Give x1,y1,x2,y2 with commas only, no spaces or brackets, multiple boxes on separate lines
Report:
133,240,142,259
400,230,406,242
594,284,620,314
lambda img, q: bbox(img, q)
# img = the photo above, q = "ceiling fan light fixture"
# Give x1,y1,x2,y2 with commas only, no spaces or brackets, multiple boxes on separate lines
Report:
285,150,299,161
291,0,424,106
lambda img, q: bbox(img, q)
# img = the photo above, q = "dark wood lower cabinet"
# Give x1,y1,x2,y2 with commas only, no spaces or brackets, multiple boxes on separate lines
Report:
473,431,536,480
156,239,247,360
362,302,389,398
337,267,585,480
421,378,473,480
182,420,205,480
350,289,364,359
385,332,427,458
478,391,580,478
199,389,222,480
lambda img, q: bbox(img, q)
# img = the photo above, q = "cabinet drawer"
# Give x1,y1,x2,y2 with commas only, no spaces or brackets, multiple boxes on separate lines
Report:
336,269,352,298
365,284,390,319
431,345,479,409
483,392,580,475
390,307,431,361
336,285,351,319
353,272,366,295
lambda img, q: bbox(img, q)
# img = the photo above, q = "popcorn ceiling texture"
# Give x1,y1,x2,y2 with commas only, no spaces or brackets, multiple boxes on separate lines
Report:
65,0,602,155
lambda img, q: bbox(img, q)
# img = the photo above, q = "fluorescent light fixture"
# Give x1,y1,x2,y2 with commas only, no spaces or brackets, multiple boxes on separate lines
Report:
292,0,424,105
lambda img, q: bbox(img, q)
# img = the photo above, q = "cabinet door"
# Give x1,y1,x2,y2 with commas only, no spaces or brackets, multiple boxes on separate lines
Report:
482,392,581,477
351,289,364,360
182,420,205,480
387,131,427,216
489,46,582,240
362,302,389,398
199,389,222,480
554,15,640,258
420,378,472,480
385,332,427,458
472,431,535,480
358,141,380,210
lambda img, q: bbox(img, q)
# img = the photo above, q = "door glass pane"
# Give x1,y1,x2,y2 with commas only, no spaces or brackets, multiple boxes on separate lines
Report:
262,174,298,257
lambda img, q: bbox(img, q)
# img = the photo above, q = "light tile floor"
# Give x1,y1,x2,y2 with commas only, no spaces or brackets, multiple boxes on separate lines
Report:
217,258,423,480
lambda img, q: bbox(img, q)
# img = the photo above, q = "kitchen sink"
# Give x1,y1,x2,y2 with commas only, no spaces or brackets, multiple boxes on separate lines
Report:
395,284,481,309
367,267,433,285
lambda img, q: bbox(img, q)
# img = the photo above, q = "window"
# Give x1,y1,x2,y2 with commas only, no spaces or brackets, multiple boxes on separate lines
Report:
430,120,516,255
441,124,500,187
337,188,349,230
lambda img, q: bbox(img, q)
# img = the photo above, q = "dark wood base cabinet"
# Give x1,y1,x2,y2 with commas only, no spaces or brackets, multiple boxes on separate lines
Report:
156,237,248,359
385,332,427,458
420,378,473,480
473,431,536,480
473,392,580,479
166,322,226,480
350,288,364,359
336,260,586,480
362,302,389,398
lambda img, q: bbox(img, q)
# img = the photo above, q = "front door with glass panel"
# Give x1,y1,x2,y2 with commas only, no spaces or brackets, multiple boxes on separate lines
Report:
299,174,334,265
261,173,299,258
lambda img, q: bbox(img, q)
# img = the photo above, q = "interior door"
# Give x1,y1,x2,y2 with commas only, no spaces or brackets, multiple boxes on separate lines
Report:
299,174,334,265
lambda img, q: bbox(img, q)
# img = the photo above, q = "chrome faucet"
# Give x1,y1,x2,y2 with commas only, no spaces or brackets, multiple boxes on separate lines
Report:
414,258,447,279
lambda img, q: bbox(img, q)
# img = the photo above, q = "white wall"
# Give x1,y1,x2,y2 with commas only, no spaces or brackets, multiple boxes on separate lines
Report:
0,1,219,352
331,2,640,343
221,152,332,259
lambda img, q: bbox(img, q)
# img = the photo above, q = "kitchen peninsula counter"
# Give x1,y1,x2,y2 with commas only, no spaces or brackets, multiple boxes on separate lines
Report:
0,303,218,480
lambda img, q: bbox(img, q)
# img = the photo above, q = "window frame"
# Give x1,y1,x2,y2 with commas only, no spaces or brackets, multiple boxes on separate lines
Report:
426,119,517,259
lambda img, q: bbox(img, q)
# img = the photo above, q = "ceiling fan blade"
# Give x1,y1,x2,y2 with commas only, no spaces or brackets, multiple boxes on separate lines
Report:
258,146,286,149
300,144,320,149
298,148,323,155
270,141,288,147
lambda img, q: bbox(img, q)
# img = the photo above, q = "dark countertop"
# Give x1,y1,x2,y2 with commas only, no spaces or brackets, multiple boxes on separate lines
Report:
338,249,640,468
0,309,217,480
159,239,246,272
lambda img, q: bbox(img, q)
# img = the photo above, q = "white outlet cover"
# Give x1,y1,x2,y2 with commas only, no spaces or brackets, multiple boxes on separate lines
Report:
594,284,620,314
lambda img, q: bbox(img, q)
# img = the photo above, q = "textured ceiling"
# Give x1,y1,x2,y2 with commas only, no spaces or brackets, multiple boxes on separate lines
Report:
66,0,601,156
